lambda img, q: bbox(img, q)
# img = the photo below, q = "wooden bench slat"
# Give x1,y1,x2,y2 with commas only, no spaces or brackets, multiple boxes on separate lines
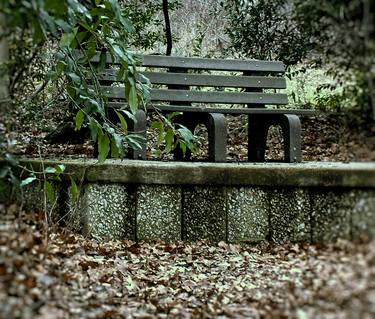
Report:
90,52,285,73
139,55,285,73
99,71,286,89
101,87,288,105
108,102,315,115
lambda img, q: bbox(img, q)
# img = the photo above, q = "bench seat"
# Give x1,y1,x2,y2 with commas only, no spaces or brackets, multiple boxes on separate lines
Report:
93,53,304,163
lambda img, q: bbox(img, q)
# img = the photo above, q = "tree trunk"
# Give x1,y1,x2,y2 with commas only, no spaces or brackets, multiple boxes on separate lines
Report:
363,0,375,121
0,13,9,108
163,0,172,56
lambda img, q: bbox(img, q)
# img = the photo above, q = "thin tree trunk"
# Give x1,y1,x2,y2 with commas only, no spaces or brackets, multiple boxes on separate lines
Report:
0,13,9,107
363,0,375,120
163,0,172,56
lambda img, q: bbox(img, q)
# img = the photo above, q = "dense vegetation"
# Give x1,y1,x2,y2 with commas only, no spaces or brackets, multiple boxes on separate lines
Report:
224,0,374,118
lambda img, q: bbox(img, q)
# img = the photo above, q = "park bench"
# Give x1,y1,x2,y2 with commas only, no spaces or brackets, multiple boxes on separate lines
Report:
96,54,304,163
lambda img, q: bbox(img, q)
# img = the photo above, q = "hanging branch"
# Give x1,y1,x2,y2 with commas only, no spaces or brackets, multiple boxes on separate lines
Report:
162,0,172,56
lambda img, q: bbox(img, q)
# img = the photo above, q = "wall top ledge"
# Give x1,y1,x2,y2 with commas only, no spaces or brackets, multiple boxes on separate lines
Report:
18,158,375,188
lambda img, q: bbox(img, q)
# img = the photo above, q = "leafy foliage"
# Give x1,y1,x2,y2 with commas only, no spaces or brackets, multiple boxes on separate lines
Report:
1,0,150,162
121,0,181,52
223,0,309,65
224,0,375,119
0,149,68,204
150,112,198,157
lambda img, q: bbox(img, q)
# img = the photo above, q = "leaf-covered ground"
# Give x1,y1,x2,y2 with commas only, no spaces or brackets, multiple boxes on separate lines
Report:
0,204,374,319
3,107,375,162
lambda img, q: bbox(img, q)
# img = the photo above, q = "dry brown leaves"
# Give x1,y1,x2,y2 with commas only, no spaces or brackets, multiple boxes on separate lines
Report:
0,205,374,319
5,110,375,163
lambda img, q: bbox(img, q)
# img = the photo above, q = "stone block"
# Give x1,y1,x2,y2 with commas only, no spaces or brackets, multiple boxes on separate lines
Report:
269,188,311,244
79,183,136,240
136,185,182,241
227,187,269,243
183,186,226,242
351,189,375,241
311,190,352,243
65,185,83,233
22,182,62,217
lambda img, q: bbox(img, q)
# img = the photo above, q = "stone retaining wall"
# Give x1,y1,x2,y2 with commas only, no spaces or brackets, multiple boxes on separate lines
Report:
17,159,375,244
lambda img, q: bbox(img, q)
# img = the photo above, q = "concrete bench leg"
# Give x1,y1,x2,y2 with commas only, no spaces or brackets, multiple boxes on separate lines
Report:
248,115,269,162
173,112,227,162
248,114,302,163
278,114,302,163
128,109,147,160
207,113,227,162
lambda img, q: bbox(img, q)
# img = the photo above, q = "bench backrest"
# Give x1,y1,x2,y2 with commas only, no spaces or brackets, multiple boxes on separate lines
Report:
93,54,288,108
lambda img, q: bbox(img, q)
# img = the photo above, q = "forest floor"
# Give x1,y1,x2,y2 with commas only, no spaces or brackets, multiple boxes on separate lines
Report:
0,206,374,319
1,110,375,318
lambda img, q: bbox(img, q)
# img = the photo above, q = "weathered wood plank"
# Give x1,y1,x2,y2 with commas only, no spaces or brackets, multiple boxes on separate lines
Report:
90,52,285,73
102,87,288,105
108,102,316,115
140,55,285,73
98,70,286,89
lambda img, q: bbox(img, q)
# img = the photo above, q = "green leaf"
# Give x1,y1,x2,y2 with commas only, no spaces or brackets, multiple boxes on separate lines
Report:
177,125,195,143
108,0,135,33
114,133,124,157
98,51,107,72
0,166,10,179
115,66,126,81
60,32,75,47
110,44,127,61
55,61,66,75
167,112,182,121
87,39,97,59
32,20,45,44
55,19,72,32
111,137,119,158
88,118,99,142
55,164,65,173
75,110,85,130
20,176,37,187
45,167,57,174
44,0,67,15
5,154,19,167
68,0,90,19
126,134,143,150
121,109,136,122
150,121,164,145
68,72,81,84
70,177,78,201
128,85,138,114
179,141,187,157
44,181,55,203
165,129,174,153
98,132,110,162
115,110,128,134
